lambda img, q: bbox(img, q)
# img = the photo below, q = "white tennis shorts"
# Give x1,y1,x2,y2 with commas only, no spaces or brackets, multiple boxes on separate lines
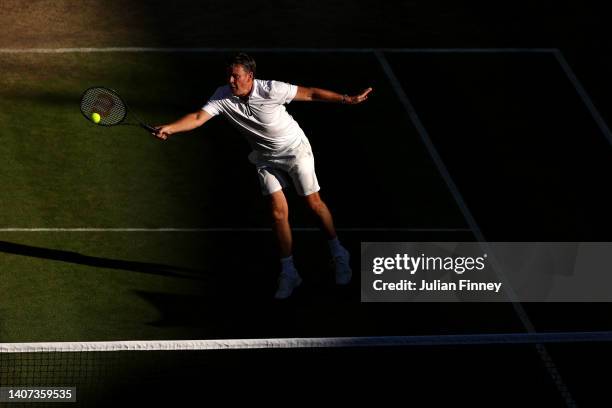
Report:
248,136,321,197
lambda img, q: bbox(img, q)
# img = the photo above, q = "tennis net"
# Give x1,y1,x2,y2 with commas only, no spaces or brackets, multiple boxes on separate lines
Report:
2,332,611,407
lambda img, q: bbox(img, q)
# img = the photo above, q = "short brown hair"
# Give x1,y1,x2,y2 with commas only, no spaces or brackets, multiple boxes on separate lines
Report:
227,53,256,76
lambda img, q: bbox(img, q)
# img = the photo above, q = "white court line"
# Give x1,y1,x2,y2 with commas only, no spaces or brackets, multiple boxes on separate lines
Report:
374,50,576,407
553,49,612,147
0,227,470,232
2,331,611,352
0,47,557,54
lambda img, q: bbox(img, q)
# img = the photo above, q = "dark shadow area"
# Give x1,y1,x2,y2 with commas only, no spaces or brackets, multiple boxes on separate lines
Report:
132,287,531,340
387,52,612,241
0,240,207,280
127,230,537,341
105,1,609,49
78,345,569,407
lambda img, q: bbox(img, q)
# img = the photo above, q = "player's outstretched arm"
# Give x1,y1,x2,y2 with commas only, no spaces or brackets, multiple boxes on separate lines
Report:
294,86,373,104
153,109,213,140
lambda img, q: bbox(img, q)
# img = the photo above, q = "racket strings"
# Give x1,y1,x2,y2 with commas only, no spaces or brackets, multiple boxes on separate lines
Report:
80,87,127,126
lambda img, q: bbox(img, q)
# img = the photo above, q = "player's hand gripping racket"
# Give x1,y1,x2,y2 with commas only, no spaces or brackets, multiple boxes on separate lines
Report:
80,86,157,134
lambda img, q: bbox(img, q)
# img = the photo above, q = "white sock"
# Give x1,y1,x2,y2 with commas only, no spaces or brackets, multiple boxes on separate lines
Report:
328,237,344,257
280,256,297,276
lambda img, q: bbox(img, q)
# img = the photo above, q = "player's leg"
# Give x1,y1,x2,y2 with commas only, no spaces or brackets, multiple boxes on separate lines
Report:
303,192,336,239
285,135,351,285
268,190,302,299
250,150,302,299
269,189,292,258
303,192,352,285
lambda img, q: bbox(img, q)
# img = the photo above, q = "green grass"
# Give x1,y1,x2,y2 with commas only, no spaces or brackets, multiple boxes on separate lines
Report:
0,232,212,342
0,53,242,342
0,53,225,228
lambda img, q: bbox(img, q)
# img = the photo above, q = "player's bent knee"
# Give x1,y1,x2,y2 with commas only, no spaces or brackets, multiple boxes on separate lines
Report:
271,207,289,223
268,191,289,223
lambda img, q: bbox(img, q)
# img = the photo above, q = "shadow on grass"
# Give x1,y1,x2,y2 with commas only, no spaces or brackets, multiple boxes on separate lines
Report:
0,240,207,280
132,282,355,339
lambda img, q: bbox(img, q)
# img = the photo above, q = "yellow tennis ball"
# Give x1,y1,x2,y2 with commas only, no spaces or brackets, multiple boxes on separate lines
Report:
91,112,101,124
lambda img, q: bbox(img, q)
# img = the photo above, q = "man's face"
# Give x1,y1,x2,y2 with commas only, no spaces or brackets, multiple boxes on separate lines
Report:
227,64,254,97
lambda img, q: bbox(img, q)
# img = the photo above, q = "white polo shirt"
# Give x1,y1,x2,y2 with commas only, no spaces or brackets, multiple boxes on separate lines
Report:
202,79,305,153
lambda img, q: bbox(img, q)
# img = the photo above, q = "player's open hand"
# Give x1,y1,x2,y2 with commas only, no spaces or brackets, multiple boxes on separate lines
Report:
346,87,373,104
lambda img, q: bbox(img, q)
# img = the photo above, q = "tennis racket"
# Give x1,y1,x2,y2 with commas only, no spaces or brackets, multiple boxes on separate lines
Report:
80,86,157,133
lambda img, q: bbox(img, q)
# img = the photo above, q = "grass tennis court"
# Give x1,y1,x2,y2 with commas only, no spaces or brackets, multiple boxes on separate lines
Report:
1,51,477,342
3,42,612,405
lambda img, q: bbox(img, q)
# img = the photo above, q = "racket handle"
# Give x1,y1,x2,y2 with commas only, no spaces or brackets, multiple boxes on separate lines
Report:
140,123,158,133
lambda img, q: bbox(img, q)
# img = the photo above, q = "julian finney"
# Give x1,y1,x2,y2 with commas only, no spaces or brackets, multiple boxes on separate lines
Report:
373,279,503,293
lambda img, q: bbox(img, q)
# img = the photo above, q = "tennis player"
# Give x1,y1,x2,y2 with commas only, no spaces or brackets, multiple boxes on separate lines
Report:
154,53,372,299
